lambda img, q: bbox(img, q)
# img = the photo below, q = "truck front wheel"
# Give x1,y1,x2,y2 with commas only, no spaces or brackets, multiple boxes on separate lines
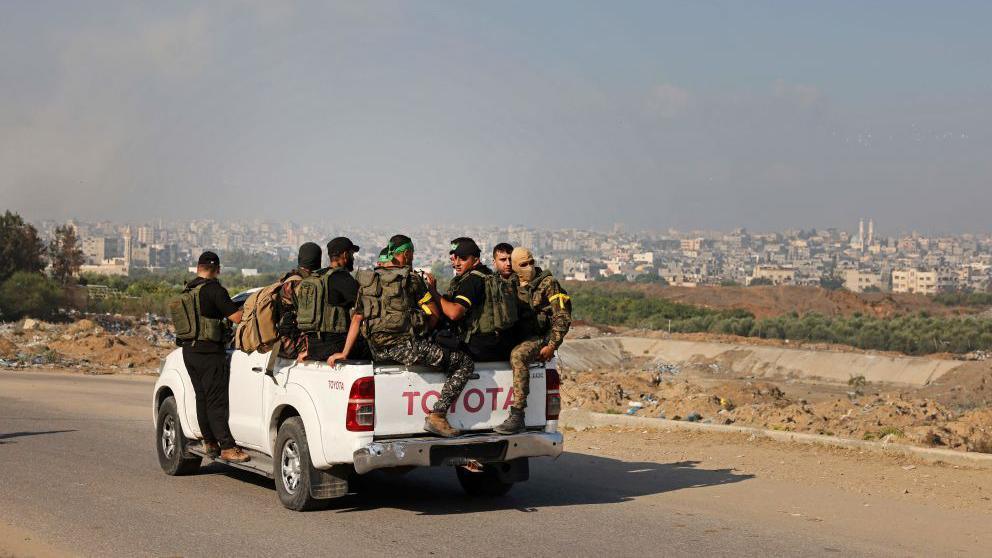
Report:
156,396,201,476
274,417,321,511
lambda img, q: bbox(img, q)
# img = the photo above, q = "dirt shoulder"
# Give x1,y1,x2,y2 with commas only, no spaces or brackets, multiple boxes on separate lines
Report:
0,519,73,558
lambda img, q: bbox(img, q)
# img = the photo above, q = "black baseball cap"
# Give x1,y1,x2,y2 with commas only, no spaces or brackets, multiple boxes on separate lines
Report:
450,238,481,258
326,237,360,257
197,251,220,266
298,242,322,270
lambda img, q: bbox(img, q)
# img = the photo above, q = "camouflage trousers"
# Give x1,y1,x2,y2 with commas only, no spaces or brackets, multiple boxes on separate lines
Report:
509,338,544,410
373,338,475,414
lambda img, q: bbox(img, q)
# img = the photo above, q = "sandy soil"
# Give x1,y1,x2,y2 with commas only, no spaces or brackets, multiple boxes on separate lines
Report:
0,317,173,374
561,358,992,453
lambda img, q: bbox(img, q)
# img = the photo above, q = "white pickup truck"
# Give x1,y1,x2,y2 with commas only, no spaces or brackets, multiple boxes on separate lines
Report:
152,337,564,511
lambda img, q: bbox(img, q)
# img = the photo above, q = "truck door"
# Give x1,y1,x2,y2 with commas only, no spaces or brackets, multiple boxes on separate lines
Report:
227,351,272,450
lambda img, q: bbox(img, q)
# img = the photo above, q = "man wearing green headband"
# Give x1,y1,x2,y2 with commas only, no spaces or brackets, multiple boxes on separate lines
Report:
328,234,474,438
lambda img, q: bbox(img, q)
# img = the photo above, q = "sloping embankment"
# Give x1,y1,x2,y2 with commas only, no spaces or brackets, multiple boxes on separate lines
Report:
558,336,963,386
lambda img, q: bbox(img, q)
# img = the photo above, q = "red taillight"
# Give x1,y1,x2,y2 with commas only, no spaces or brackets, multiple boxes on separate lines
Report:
546,368,561,420
346,376,375,432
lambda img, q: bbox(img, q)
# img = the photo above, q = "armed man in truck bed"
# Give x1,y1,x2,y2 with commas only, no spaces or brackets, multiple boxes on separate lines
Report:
326,235,475,438
429,238,518,362
495,246,572,434
295,237,371,362
274,242,321,360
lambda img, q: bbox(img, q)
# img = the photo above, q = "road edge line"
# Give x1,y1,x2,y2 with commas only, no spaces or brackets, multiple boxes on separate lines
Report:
558,409,992,469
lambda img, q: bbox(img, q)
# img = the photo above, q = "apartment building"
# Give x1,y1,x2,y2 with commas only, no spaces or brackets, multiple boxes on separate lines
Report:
843,269,884,293
749,265,797,286
891,268,955,295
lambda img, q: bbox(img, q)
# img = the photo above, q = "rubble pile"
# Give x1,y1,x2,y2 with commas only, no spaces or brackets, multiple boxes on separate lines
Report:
561,368,992,453
0,316,174,373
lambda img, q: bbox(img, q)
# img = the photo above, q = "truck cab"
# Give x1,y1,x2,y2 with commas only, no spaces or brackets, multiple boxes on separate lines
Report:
153,345,563,510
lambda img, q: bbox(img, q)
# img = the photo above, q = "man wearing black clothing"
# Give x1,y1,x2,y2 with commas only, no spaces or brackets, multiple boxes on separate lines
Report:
302,237,372,362
178,251,250,463
428,238,512,361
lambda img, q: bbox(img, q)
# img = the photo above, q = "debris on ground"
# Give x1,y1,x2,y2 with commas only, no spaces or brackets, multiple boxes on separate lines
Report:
0,315,174,374
560,364,992,454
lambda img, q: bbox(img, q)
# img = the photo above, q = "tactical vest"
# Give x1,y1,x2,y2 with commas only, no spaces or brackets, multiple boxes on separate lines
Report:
169,283,225,343
448,269,518,341
296,267,352,335
518,268,554,331
354,266,427,343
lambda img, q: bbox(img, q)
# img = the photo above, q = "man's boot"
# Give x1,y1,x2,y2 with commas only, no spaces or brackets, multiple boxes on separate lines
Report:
424,412,461,438
201,441,220,458
494,408,525,435
219,447,251,463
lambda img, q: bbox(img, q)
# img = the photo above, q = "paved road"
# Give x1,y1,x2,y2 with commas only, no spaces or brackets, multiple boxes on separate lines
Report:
0,370,987,557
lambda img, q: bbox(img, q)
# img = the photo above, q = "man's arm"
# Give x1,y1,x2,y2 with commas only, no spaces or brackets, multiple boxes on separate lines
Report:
434,294,467,321
540,279,572,360
427,273,476,322
213,284,243,323
416,289,442,330
327,313,364,366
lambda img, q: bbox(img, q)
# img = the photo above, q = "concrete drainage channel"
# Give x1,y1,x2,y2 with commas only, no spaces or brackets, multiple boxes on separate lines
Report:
558,409,992,470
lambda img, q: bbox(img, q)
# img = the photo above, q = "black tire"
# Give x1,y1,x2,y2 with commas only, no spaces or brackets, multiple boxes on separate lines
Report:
274,417,321,511
455,464,514,497
156,396,201,476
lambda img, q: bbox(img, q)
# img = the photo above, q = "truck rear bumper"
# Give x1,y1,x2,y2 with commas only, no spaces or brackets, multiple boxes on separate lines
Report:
353,431,564,474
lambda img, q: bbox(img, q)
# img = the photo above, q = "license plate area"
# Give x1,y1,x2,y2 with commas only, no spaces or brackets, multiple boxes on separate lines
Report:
430,441,508,466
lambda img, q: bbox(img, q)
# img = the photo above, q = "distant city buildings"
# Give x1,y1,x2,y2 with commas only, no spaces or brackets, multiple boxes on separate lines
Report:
32,218,992,293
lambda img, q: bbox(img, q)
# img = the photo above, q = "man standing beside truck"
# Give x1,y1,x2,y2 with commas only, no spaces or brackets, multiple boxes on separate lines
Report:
495,247,572,435
170,251,251,462
327,235,474,438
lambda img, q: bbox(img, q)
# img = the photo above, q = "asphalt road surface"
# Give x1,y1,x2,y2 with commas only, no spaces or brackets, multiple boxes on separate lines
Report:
1,370,989,557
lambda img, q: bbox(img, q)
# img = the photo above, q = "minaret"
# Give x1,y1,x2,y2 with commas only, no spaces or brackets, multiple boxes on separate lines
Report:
867,219,874,247
123,226,133,274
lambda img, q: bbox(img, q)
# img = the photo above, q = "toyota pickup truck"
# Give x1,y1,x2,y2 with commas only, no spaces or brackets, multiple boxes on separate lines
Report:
152,339,564,511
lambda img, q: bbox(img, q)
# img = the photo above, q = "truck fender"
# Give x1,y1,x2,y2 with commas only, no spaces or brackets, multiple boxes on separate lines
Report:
267,383,331,469
153,368,197,439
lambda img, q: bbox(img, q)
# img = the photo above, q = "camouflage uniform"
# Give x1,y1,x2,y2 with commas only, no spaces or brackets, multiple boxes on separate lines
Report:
509,268,571,410
362,267,475,414
372,339,475,413
275,268,311,359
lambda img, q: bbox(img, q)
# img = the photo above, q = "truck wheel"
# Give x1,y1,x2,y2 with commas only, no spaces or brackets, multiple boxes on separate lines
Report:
156,396,201,476
274,417,320,511
455,464,514,497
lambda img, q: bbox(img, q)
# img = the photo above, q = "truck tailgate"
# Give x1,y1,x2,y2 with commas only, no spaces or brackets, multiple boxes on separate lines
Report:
373,362,547,437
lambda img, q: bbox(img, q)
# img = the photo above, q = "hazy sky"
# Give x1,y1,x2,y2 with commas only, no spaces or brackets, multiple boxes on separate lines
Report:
1,1,990,233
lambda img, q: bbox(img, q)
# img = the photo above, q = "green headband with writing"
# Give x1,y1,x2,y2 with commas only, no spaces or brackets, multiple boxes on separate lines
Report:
389,241,414,257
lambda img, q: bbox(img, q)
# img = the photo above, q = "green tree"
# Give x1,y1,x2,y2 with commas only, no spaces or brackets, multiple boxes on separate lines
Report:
749,277,773,286
0,271,65,321
819,275,845,290
0,211,46,282
48,224,85,285
634,273,667,285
